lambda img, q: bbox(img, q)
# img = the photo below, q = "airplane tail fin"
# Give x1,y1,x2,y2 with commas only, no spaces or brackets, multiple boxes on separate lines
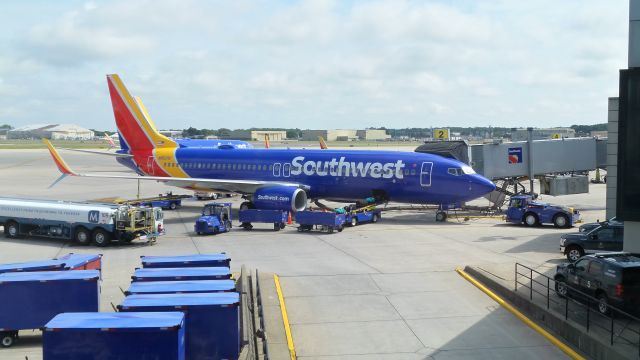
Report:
103,132,116,149
106,74,176,151
264,134,270,149
319,136,328,149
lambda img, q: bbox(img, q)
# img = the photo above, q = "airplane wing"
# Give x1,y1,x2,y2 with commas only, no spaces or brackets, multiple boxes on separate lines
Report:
43,139,305,193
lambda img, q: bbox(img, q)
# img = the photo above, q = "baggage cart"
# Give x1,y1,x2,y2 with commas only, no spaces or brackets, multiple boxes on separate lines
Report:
141,254,230,268
295,211,345,233
238,209,288,231
125,280,236,295
43,312,185,360
131,267,231,282
119,292,240,360
0,259,65,274
0,253,102,275
0,270,100,347
57,253,102,271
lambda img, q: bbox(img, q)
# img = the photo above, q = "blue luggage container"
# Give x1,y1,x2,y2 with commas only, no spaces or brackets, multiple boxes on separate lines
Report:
0,259,65,274
56,253,102,271
0,270,100,347
125,280,236,295
141,254,230,268
295,211,346,233
131,267,231,282
119,292,240,360
238,209,288,230
43,312,185,360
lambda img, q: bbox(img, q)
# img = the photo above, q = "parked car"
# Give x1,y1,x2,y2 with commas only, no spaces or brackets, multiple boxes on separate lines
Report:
560,223,624,261
579,216,621,233
554,253,640,315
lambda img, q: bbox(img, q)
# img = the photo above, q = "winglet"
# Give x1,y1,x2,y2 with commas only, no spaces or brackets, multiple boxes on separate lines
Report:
318,136,328,149
42,139,76,175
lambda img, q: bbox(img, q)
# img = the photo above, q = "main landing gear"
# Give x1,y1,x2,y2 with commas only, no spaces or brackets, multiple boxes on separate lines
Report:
435,211,448,222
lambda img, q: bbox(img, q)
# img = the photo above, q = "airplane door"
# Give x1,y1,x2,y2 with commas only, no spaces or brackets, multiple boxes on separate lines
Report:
420,162,433,187
273,163,281,177
282,163,291,177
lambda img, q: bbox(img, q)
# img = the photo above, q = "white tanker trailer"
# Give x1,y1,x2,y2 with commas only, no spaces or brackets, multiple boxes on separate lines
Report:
0,197,162,246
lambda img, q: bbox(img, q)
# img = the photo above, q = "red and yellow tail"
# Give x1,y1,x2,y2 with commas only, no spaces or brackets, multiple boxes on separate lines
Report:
107,74,176,151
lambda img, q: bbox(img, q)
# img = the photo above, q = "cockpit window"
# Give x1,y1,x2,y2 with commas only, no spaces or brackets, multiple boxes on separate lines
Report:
461,165,476,175
448,168,462,176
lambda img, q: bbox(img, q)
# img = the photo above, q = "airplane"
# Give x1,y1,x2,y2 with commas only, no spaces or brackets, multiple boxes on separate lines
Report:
103,132,117,149
319,136,328,149
43,74,496,220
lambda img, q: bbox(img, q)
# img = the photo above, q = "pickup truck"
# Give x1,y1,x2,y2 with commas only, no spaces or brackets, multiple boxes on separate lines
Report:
560,222,624,261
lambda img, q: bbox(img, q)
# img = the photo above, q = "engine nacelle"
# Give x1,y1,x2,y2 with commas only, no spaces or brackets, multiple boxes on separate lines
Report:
253,187,307,212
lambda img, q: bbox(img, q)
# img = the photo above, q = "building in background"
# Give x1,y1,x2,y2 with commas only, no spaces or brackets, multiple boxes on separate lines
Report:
356,129,391,140
227,130,287,141
159,130,183,138
590,130,608,138
511,127,575,141
301,129,357,141
8,124,94,140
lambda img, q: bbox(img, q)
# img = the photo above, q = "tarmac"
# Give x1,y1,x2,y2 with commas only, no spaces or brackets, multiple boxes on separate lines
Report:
0,149,609,359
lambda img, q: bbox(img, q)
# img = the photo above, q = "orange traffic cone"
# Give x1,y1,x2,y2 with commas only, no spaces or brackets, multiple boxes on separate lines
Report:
287,211,293,225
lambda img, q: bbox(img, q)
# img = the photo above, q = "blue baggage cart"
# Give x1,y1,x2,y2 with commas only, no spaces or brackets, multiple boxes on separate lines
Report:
43,312,185,360
57,253,102,271
0,270,100,347
119,292,240,360
125,280,236,295
0,259,65,274
141,254,230,268
295,211,345,233
131,267,231,282
238,209,288,231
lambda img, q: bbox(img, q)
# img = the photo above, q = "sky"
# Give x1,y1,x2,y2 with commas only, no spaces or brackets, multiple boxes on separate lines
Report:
0,0,629,131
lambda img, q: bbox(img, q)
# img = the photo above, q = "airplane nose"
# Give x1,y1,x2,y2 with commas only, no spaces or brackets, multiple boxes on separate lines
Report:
473,175,496,195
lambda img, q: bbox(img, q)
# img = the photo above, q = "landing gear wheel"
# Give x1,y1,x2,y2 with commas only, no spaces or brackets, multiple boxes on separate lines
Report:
436,212,447,222
74,227,91,245
92,229,111,247
350,217,358,227
4,221,18,238
0,331,16,348
553,214,569,228
597,293,610,315
523,213,538,227
555,277,568,298
566,245,584,262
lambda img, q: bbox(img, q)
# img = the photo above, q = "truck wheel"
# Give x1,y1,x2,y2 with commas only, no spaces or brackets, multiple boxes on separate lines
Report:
554,276,568,298
350,217,357,226
523,213,538,227
92,229,111,247
328,227,334,234
4,221,19,238
169,202,177,210
274,223,280,231
213,226,219,235
225,220,232,232
337,225,344,232
280,222,286,229
553,214,570,228
1,332,14,348
566,245,584,262
74,227,91,245
372,214,379,223
597,293,610,315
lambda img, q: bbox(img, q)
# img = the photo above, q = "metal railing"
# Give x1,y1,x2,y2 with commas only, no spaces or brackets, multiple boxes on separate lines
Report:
515,263,640,357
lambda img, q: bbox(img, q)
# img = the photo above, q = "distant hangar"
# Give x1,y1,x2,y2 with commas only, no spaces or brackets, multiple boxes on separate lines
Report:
8,124,95,140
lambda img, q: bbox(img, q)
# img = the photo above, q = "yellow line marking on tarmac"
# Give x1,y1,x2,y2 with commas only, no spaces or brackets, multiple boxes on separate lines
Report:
456,267,585,360
274,274,297,360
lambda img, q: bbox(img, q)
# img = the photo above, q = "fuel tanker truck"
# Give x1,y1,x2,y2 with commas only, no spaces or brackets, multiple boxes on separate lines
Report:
0,197,163,247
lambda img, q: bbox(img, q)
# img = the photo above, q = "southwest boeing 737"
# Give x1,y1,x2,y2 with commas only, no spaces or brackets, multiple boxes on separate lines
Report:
44,74,495,219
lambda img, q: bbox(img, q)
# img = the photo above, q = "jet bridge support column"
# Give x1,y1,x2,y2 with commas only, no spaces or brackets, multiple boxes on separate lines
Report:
527,128,534,195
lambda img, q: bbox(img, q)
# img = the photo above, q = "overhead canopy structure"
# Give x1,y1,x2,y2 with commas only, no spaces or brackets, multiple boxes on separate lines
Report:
414,140,470,164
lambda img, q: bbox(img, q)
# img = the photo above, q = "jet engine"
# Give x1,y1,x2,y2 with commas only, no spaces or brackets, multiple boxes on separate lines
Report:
253,187,307,212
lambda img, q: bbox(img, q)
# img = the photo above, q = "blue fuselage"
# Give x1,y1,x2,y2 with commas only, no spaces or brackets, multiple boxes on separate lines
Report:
146,147,495,205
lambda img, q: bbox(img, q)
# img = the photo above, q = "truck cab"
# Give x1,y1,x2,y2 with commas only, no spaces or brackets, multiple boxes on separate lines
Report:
195,203,232,235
